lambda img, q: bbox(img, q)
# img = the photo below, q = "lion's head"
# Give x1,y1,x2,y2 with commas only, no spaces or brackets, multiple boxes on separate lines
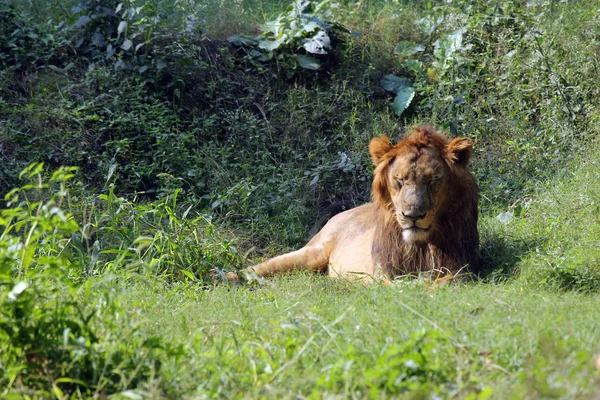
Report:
369,126,479,275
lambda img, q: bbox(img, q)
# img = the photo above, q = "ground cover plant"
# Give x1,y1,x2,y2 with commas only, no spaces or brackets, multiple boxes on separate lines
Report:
1,0,600,397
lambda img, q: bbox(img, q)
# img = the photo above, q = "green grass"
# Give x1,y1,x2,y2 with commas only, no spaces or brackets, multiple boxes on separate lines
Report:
479,145,600,291
105,145,600,398
114,276,600,398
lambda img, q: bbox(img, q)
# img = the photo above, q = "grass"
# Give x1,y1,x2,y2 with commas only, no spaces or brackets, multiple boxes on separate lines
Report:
114,276,600,398
106,145,600,398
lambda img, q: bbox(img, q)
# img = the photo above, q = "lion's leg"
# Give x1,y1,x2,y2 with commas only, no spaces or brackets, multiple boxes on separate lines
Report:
227,243,330,281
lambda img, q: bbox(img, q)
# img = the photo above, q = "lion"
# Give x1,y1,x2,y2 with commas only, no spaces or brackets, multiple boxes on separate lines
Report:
228,126,479,283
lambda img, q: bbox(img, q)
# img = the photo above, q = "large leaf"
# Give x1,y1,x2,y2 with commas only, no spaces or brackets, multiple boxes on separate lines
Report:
303,31,330,54
227,35,257,46
73,15,91,28
393,41,425,58
404,59,425,75
332,22,359,36
380,74,413,94
296,54,320,70
258,35,287,51
302,20,320,34
392,87,415,117
433,28,466,71
261,18,283,38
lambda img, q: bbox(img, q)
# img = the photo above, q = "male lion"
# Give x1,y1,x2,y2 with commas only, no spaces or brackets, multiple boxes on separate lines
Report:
229,126,479,282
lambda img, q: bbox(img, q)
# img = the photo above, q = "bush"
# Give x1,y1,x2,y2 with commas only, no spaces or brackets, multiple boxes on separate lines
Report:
0,165,193,397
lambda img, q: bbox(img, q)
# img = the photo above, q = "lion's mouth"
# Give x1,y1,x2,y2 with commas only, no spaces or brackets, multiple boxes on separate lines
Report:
401,221,430,231
405,226,429,232
401,224,431,242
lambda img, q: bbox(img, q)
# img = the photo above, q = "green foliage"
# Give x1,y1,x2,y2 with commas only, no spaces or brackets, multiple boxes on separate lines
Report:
491,149,600,291
91,185,243,279
0,164,185,397
228,0,354,70
317,329,491,398
66,0,173,72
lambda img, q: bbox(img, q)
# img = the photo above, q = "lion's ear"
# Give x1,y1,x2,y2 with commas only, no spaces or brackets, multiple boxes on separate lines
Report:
444,137,473,167
369,136,393,165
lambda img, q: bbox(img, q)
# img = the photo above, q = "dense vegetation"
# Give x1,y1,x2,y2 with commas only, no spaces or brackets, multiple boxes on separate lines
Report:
1,0,599,397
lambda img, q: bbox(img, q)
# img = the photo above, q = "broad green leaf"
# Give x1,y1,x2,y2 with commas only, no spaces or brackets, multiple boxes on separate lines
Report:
261,18,283,37
296,54,320,70
392,87,415,117
415,16,438,36
227,35,257,46
259,35,287,51
404,59,425,75
394,41,425,57
380,74,413,94
434,28,466,71
302,21,320,33
332,22,357,35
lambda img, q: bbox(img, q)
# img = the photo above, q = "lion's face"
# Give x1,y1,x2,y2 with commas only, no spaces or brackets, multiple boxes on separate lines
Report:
385,146,449,242
369,128,473,243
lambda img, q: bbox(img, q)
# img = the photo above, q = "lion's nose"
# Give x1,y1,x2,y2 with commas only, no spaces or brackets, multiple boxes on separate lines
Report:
402,211,427,221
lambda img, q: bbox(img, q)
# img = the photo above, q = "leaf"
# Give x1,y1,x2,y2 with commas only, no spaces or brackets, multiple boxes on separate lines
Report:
118,20,127,35
302,21,320,34
303,31,330,54
91,32,105,47
433,28,466,70
393,41,425,58
121,39,133,51
261,18,283,37
310,175,319,185
332,22,358,35
101,7,116,17
73,15,91,28
404,59,425,75
258,35,287,51
180,269,195,281
392,87,415,117
415,16,438,36
380,74,413,94
116,390,144,400
227,35,257,46
8,282,28,301
296,54,320,70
